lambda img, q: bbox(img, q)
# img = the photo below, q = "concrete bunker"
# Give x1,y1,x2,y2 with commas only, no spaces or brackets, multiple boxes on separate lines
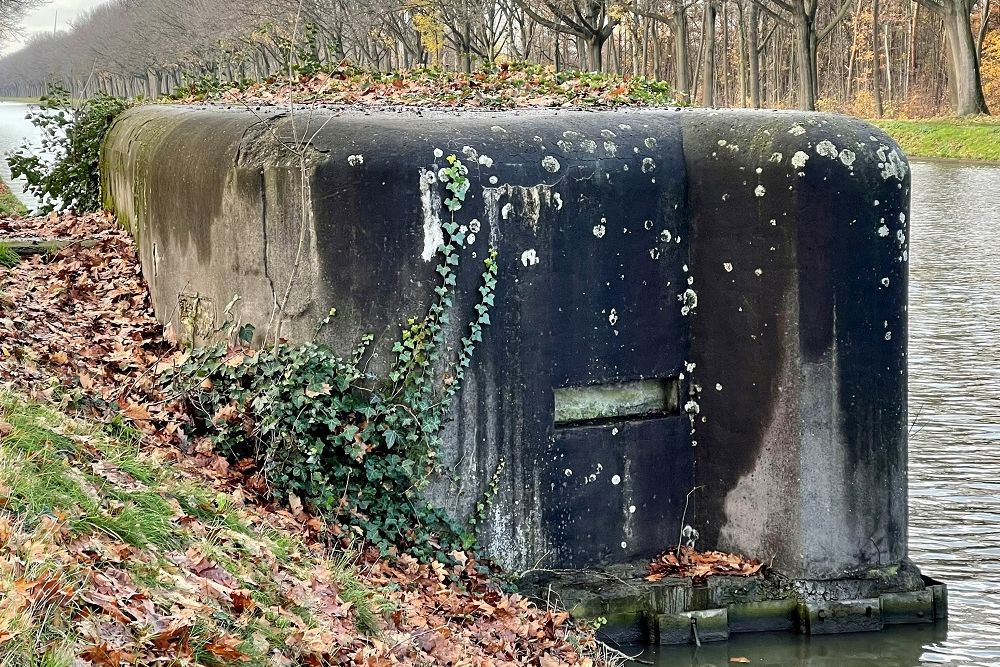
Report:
101,105,944,644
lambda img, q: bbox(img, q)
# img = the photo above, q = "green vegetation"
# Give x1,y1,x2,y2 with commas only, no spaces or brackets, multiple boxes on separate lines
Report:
169,62,679,109
164,154,498,561
0,242,20,268
7,85,129,215
873,117,1000,162
0,392,391,663
0,178,26,217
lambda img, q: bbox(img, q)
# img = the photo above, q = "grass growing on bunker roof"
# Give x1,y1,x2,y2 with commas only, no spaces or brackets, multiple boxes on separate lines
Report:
168,62,679,109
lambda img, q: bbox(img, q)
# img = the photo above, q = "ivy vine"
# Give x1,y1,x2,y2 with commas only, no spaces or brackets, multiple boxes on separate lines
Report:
164,153,498,560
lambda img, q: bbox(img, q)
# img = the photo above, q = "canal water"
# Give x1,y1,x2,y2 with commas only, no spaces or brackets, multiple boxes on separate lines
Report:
0,112,996,664
645,160,1000,665
0,101,44,211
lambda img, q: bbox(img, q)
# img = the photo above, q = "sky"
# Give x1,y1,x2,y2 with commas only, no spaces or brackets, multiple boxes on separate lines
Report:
2,0,105,55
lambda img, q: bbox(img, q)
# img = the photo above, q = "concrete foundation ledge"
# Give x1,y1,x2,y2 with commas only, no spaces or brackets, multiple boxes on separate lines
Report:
101,104,936,642
531,563,946,645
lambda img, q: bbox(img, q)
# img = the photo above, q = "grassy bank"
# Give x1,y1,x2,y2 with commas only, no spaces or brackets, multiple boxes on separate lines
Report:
0,96,41,104
872,117,1000,162
0,177,27,217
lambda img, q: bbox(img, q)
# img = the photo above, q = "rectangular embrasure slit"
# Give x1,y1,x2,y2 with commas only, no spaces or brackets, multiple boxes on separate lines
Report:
553,378,679,427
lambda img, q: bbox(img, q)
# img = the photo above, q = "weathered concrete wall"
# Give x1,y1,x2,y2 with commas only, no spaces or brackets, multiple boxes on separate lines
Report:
102,105,913,583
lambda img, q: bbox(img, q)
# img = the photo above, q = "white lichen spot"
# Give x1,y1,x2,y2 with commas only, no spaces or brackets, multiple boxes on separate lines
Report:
791,151,810,169
650,248,661,260
885,332,892,341
874,199,880,206
754,268,763,276
467,233,477,244
644,220,654,230
593,224,607,238
604,141,618,157
629,505,636,514
679,288,698,316
478,154,494,168
684,399,701,415
879,147,909,181
501,202,513,220
899,212,907,224
715,383,723,391
718,139,728,147
881,277,890,287
621,541,628,549
611,474,622,486
542,155,561,173
839,149,857,167
769,152,784,163
347,154,364,166
521,249,540,267
660,229,673,243
878,224,890,237
433,148,444,158
462,145,478,161
611,427,619,435
619,123,633,130
469,219,481,234
723,262,733,272
553,193,563,210
564,468,573,477
685,361,697,372
557,139,574,152
642,157,656,173
897,229,906,244
755,185,766,197
581,139,598,153
788,124,806,136
608,309,619,326
755,167,763,174
601,129,617,139
419,168,444,262
815,140,838,158
489,176,499,185
721,193,730,202
490,125,507,134
644,137,657,149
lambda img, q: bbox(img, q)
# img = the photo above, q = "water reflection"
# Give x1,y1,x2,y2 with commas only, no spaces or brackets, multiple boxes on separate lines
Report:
644,159,1000,666
644,623,948,666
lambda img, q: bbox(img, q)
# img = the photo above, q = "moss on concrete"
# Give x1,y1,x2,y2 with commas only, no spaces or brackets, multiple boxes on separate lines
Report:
872,117,1000,162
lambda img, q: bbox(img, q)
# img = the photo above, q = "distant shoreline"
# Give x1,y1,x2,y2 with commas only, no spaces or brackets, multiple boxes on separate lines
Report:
871,118,1000,164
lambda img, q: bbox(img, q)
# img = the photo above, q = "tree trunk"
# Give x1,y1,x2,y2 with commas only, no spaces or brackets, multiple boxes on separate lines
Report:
749,2,761,107
793,12,816,109
942,1,990,115
873,0,884,116
672,5,690,100
703,0,717,106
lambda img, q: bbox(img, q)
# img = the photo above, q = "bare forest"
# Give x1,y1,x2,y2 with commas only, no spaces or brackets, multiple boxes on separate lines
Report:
0,0,996,117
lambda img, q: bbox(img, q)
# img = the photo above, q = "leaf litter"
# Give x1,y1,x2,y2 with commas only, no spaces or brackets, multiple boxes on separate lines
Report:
646,546,764,584
0,212,601,665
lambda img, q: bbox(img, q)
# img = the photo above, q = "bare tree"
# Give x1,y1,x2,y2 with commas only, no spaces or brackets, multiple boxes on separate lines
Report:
913,0,990,114
0,0,46,46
